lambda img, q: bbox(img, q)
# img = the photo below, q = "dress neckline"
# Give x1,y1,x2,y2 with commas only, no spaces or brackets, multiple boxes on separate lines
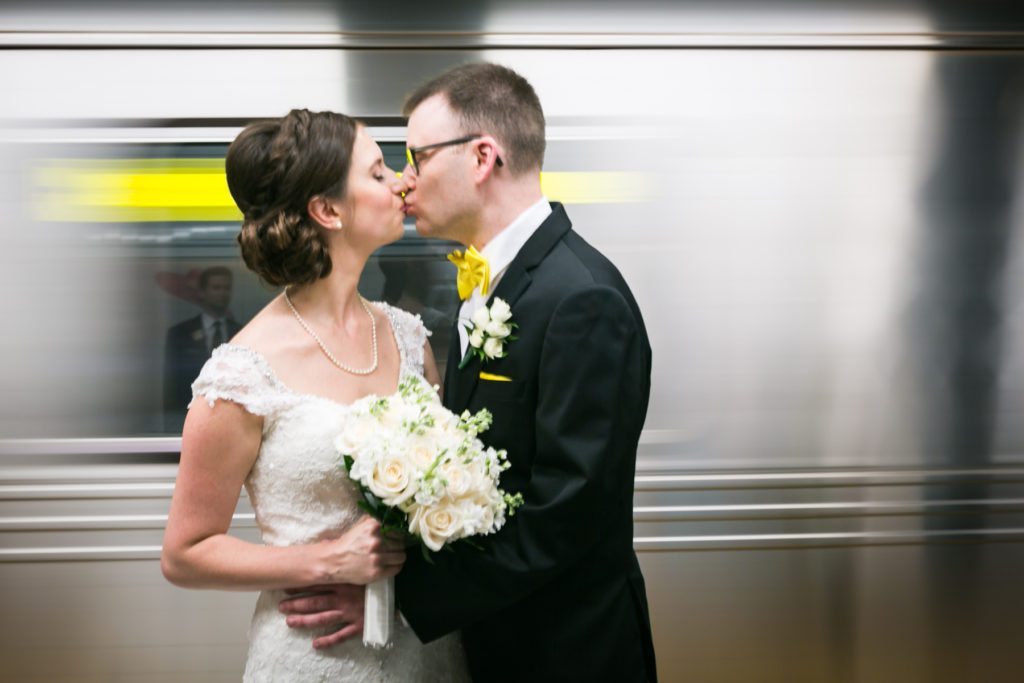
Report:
216,301,408,410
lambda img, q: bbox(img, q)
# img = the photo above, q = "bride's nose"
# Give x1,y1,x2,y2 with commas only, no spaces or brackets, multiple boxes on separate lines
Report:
391,171,413,194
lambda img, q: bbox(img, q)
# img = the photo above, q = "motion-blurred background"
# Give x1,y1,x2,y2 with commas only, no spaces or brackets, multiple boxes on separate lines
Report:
1,2,1023,681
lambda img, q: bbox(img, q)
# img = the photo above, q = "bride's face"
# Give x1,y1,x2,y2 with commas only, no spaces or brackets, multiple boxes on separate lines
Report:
341,127,406,248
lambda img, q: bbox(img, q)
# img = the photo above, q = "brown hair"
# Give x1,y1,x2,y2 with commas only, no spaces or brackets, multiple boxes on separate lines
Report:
403,62,545,175
225,109,359,287
198,266,232,290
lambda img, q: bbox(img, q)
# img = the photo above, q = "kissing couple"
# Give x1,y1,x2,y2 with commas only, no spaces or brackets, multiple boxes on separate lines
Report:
163,62,657,683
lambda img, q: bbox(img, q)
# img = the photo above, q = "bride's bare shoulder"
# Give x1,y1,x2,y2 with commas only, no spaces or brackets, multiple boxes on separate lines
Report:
229,294,293,356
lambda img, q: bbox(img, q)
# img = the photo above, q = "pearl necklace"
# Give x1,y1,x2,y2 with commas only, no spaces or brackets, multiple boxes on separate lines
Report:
283,287,378,376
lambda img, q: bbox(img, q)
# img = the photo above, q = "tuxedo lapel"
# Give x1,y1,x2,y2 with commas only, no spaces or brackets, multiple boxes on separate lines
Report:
445,203,573,414
442,310,462,406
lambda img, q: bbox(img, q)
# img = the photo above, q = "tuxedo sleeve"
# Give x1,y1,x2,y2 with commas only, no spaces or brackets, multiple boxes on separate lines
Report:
396,284,646,642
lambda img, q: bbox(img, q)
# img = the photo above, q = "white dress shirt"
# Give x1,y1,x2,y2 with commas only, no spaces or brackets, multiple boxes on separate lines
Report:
458,197,552,357
201,312,228,352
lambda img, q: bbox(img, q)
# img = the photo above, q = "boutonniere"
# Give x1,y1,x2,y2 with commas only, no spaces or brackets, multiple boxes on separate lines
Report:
191,329,205,342
460,297,517,369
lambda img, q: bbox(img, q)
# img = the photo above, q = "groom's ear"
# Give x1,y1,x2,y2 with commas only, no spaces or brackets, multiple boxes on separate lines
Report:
307,195,346,231
471,136,503,183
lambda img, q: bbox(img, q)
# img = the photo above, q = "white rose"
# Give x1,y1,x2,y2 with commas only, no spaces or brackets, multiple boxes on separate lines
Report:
463,459,489,495
471,306,491,329
489,298,512,323
427,403,454,429
378,400,412,430
410,502,463,551
485,320,511,338
334,415,376,454
367,453,416,506
407,440,437,470
440,460,472,498
483,336,504,359
479,501,497,533
469,328,484,349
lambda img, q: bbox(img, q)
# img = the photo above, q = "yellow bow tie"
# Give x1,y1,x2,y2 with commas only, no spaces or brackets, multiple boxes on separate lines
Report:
448,246,491,300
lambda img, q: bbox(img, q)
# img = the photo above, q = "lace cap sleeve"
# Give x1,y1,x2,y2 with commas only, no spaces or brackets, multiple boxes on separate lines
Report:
190,344,288,417
382,304,432,376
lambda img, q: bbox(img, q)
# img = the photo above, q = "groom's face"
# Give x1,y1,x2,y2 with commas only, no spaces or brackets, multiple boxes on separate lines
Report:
403,94,476,243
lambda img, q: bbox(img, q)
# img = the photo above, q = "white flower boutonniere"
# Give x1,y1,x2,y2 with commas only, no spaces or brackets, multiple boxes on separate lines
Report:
461,297,517,369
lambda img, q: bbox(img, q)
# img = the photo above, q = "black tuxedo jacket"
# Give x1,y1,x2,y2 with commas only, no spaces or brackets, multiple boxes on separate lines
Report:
396,203,657,682
163,314,241,426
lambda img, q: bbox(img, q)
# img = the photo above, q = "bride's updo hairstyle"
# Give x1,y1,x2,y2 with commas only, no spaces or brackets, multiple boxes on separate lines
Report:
226,109,358,287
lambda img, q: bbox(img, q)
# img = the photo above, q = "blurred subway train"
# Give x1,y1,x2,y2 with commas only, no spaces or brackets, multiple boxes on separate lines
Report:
2,2,1024,681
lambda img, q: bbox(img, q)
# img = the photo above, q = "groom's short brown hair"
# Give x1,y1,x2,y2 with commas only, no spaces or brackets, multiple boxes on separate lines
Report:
403,62,546,175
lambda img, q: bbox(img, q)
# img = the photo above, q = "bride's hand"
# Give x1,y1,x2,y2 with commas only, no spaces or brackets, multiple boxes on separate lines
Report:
315,516,405,585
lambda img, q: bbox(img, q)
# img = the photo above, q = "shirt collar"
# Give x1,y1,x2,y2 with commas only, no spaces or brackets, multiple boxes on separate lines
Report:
200,312,224,331
479,197,552,278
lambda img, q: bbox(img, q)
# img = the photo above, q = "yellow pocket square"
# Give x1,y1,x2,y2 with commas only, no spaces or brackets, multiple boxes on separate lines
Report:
479,371,512,382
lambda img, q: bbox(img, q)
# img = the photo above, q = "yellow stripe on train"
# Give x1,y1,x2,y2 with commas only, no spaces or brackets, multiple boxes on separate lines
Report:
31,159,651,223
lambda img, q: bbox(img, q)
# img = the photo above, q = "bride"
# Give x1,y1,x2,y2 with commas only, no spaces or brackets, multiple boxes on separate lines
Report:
161,109,469,681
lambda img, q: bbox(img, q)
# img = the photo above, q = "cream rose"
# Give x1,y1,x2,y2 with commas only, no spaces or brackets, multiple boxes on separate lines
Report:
407,440,437,469
367,454,416,507
410,502,463,551
334,415,376,454
440,460,472,498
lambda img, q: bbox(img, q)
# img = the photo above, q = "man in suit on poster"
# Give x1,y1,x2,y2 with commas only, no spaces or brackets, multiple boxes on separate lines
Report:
163,266,241,429
282,63,658,682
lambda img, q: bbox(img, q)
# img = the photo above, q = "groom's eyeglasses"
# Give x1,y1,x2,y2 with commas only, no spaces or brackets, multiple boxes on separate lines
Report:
405,134,504,175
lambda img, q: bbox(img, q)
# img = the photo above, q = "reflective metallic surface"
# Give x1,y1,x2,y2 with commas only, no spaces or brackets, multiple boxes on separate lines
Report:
1,3,1023,682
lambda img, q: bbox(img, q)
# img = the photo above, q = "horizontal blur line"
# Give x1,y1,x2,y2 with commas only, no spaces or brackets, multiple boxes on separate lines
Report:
0,545,163,562
1,500,1020,529
0,116,407,130
0,483,175,500
29,162,649,221
636,469,1024,491
5,503,1015,529
0,513,255,530
635,527,1024,552
0,437,181,456
2,31,1024,50
634,499,1024,522
5,528,1024,562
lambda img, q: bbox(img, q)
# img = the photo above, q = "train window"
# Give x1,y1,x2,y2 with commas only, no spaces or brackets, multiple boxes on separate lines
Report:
9,140,458,438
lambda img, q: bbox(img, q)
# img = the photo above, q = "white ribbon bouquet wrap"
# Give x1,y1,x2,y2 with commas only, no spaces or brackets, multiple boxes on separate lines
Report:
335,375,523,649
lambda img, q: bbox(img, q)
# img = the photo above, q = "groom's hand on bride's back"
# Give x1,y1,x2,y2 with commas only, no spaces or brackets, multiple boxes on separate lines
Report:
279,516,404,649
279,583,365,648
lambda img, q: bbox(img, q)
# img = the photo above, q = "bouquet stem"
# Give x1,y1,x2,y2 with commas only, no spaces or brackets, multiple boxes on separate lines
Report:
363,576,394,649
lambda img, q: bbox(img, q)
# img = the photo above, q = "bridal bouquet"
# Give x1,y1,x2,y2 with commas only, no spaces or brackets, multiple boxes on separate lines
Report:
335,374,523,648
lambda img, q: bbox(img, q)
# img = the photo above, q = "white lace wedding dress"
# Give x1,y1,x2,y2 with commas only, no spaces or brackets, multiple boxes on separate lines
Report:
190,302,468,683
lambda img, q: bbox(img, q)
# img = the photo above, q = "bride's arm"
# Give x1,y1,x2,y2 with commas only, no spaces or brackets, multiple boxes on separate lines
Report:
161,398,404,591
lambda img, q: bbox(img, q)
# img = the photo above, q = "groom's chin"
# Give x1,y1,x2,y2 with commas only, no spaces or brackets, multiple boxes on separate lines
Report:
412,220,440,239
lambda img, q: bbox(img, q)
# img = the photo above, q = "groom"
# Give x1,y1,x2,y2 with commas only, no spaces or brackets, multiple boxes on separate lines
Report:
285,63,657,682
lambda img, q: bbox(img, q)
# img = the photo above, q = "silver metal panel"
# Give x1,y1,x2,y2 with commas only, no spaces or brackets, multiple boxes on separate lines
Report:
1,4,1023,680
